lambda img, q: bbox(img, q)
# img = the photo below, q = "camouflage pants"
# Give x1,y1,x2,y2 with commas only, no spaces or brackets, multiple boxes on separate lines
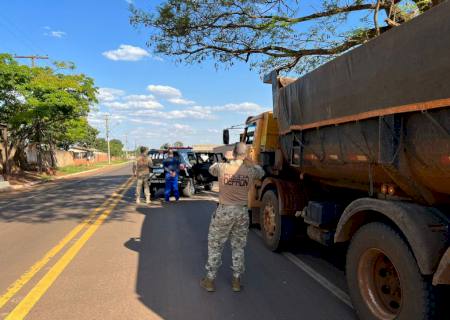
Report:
205,204,249,279
136,176,150,200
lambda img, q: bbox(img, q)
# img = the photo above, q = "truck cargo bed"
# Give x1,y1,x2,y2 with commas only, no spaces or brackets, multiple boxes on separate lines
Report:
272,2,450,205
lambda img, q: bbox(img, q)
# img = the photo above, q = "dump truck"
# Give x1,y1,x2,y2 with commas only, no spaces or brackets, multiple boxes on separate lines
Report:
223,3,450,319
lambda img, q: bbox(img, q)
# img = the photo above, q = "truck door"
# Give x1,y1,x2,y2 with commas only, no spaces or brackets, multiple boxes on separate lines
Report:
243,121,262,164
243,119,264,209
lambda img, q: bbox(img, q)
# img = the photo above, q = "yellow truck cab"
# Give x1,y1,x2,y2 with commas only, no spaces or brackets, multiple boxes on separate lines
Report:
241,112,281,211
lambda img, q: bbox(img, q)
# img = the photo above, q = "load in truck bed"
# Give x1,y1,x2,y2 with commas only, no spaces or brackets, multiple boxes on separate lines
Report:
274,1,450,134
267,1,450,206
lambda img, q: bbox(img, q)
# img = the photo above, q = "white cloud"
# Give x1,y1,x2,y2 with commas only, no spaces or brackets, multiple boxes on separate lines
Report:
88,111,126,126
43,27,66,38
128,124,195,140
215,102,264,112
126,101,263,120
174,123,194,133
50,31,66,38
129,109,215,120
104,94,163,110
129,127,161,138
168,97,195,105
129,119,165,126
148,84,195,105
191,102,264,114
97,88,125,103
147,85,182,98
92,85,265,148
102,44,150,61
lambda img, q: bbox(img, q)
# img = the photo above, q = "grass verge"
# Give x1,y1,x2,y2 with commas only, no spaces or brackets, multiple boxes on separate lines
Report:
56,160,128,176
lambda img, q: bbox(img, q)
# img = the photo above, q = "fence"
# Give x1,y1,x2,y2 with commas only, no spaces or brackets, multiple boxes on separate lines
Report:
26,145,109,168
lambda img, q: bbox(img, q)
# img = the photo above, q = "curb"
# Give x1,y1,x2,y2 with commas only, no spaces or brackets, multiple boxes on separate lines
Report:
7,161,132,191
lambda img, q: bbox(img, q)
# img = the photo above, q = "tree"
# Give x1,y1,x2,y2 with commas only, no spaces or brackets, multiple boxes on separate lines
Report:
160,142,170,150
173,141,184,147
109,139,124,157
55,118,99,151
94,138,108,152
0,54,31,175
130,0,441,74
94,138,124,157
0,54,98,172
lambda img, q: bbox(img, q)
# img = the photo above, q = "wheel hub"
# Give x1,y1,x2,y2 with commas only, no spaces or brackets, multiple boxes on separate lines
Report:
358,248,402,319
263,202,276,239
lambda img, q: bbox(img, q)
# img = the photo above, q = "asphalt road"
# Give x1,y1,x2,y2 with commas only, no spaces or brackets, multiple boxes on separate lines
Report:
0,164,357,320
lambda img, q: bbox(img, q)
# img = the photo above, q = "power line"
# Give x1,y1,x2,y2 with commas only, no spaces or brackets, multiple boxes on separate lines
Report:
0,19,36,54
0,13,47,55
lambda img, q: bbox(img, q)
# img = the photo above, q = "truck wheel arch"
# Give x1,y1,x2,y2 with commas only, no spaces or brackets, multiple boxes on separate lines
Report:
334,198,449,275
260,177,305,216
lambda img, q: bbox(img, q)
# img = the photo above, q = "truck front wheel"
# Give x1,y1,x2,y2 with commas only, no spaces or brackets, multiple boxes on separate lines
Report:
346,222,435,320
260,190,295,251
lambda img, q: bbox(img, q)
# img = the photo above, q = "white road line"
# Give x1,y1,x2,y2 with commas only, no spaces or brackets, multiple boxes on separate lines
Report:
252,230,353,309
282,252,353,309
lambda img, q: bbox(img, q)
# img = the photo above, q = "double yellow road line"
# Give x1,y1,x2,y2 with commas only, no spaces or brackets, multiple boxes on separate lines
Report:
0,177,133,320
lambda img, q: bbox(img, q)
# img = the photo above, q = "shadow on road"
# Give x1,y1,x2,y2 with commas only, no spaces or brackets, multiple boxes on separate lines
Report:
0,175,131,224
124,198,357,320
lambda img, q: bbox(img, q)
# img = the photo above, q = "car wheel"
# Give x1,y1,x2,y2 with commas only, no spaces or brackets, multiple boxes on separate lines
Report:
204,182,213,191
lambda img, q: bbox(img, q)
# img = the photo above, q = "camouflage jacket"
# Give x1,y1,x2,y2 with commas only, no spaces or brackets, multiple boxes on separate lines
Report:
133,154,153,178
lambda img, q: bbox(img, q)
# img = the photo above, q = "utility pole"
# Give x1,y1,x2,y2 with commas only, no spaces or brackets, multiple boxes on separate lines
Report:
14,55,49,67
105,115,111,165
124,135,128,160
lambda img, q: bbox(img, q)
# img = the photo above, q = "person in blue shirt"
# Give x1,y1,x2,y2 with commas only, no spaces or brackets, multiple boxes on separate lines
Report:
163,150,180,202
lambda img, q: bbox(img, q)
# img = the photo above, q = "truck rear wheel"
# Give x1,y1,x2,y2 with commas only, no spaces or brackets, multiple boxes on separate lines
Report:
346,222,435,320
260,190,295,251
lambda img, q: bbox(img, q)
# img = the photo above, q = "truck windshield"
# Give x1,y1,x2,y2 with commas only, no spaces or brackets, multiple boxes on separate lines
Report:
245,123,257,144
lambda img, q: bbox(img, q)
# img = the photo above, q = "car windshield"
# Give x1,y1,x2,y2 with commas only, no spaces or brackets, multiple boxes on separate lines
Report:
177,151,195,165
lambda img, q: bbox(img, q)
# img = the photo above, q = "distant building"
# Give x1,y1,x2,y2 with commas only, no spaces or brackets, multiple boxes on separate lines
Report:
192,144,220,152
68,146,108,164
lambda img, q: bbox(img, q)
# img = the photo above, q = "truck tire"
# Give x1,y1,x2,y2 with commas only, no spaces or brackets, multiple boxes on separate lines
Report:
260,190,295,251
346,222,435,320
182,178,195,197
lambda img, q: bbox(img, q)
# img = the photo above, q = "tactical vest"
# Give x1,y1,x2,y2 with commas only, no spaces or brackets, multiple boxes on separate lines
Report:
218,161,251,206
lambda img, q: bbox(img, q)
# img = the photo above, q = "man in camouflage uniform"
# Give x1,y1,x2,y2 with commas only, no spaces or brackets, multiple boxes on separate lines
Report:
201,142,264,292
132,146,153,204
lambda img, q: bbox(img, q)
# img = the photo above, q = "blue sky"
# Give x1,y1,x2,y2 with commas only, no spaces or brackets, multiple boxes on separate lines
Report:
0,0,272,149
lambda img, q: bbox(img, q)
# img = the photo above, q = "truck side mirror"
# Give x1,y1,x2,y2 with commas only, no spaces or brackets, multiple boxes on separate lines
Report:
223,129,230,145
